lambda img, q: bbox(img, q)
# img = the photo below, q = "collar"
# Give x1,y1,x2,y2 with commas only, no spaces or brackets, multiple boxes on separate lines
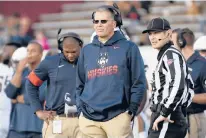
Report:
157,42,172,61
92,31,126,46
59,53,78,65
60,53,67,61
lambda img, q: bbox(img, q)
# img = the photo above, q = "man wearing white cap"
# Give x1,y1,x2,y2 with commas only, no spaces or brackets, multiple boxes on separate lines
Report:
194,35,206,58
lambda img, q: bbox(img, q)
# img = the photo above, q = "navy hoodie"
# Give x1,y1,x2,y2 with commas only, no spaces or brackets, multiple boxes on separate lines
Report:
26,53,77,114
76,31,146,121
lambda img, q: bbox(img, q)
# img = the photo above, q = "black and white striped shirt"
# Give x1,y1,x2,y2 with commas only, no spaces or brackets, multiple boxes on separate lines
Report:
151,43,194,117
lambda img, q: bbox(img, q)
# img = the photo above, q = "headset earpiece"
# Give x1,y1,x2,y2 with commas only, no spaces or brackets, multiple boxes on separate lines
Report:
177,30,186,48
92,3,123,27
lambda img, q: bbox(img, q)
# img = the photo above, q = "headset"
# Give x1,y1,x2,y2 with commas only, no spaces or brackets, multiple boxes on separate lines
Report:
173,28,186,48
57,28,83,51
92,3,123,27
177,29,187,48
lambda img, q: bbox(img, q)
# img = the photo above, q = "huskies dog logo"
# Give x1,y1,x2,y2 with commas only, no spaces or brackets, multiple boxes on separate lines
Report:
97,52,108,68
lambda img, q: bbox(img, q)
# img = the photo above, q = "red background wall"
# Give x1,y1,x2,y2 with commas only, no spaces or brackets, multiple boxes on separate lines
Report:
0,1,82,22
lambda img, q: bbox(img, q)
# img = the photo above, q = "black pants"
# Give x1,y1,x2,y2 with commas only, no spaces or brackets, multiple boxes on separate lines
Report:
148,108,187,138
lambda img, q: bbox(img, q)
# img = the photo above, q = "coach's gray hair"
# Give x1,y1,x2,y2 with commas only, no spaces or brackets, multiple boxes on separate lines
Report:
94,7,115,20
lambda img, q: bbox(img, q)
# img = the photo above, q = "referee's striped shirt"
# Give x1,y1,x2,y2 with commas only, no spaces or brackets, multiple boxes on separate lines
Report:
151,43,194,117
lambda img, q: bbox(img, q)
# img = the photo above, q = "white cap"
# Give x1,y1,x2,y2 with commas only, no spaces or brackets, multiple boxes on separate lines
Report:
11,47,27,61
194,36,206,50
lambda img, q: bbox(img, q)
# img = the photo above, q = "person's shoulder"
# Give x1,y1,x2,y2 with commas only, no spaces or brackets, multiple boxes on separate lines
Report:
162,47,185,63
126,40,136,45
119,39,138,48
0,63,9,70
165,46,182,57
83,43,93,47
44,53,60,60
196,54,206,63
81,43,95,50
196,56,206,71
40,53,60,66
0,63,13,75
168,46,181,53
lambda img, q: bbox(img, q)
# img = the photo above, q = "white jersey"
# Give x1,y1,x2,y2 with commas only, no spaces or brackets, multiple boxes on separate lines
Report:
0,63,14,138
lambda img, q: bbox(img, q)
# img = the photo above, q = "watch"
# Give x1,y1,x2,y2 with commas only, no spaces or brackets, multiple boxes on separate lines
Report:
128,110,133,116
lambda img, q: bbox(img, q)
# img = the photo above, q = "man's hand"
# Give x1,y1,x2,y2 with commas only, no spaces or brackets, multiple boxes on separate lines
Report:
152,115,174,131
127,110,135,121
11,58,28,88
16,58,28,74
11,99,17,104
16,95,24,104
192,93,206,104
36,110,56,124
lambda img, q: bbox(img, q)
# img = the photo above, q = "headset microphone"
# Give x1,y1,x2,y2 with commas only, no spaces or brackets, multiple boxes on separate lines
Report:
57,28,62,51
158,37,166,41
113,3,119,9
57,28,62,46
57,28,62,36
158,33,169,41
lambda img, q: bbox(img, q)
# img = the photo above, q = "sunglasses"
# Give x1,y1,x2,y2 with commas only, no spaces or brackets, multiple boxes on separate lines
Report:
93,20,112,24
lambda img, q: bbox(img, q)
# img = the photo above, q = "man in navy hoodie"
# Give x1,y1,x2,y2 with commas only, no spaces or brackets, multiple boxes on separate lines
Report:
76,5,147,138
26,32,83,138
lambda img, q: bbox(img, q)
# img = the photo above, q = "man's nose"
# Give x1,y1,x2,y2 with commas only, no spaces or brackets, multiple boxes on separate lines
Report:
96,22,103,26
27,52,31,56
150,34,155,40
68,53,73,58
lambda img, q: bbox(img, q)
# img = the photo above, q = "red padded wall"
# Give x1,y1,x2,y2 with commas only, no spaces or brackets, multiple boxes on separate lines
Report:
0,1,82,22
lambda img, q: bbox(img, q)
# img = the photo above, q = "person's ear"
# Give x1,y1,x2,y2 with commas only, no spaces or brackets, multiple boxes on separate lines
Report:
167,29,172,37
113,21,116,29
